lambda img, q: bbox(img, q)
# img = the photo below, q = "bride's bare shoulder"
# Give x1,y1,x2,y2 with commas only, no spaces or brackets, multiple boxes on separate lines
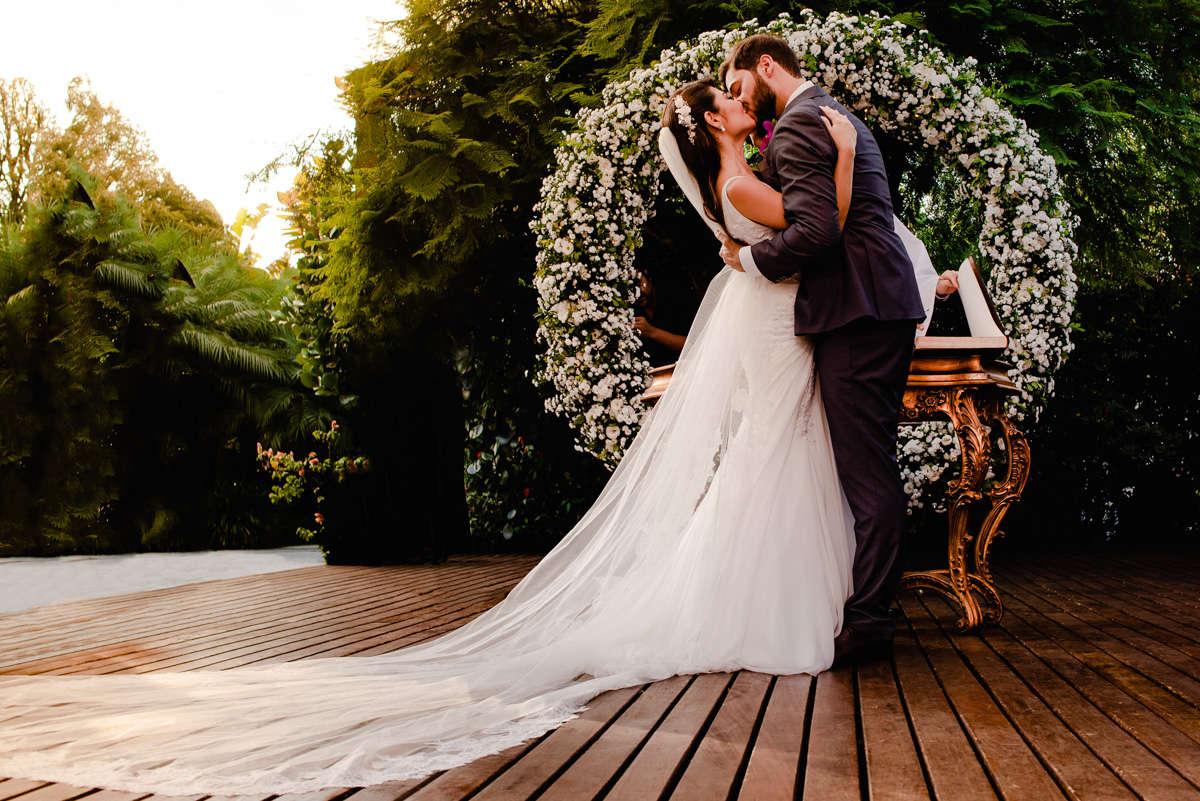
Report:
718,173,755,196
723,175,785,229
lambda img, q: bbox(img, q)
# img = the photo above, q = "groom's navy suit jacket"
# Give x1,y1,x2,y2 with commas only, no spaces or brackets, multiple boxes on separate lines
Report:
752,85,924,640
751,86,925,334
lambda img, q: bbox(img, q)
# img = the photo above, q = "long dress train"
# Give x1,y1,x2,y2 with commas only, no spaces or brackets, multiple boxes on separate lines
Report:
0,171,911,796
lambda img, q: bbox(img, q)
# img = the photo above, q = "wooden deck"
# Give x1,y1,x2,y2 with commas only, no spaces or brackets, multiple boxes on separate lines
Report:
2,549,1199,801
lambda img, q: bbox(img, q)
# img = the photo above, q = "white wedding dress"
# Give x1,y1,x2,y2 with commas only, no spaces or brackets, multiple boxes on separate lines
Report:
0,134,933,795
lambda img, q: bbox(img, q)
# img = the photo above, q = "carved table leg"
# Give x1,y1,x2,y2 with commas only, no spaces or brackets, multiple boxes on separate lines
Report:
971,411,1031,623
900,388,993,631
943,389,993,629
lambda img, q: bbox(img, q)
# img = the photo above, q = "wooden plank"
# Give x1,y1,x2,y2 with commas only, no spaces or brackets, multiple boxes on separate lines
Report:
0,781,52,801
116,573,523,673
1001,579,1200,710
230,580,523,663
188,590,514,671
2,559,537,670
75,792,151,801
800,669,858,801
0,573,360,668
1001,596,1200,743
857,657,930,801
1007,566,1200,665
917,596,1139,801
539,675,691,801
73,566,527,672
468,685,640,801
669,671,772,801
0,566,341,633
0,786,96,801
0,569,410,671
1084,553,1200,599
902,595,1067,801
271,788,354,801
973,611,1200,799
990,592,1200,787
0,565,367,642
10,552,1200,801
1056,558,1200,622
402,744,529,801
737,674,812,801
13,567,526,676
317,607,507,658
604,673,732,801
340,779,430,801
891,608,998,801
1034,573,1200,650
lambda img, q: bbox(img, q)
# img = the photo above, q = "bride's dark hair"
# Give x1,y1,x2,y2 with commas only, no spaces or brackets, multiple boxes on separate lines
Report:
662,81,725,230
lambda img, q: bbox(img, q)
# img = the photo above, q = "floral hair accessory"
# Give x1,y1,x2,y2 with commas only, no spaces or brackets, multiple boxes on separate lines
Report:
673,95,696,143
757,120,776,156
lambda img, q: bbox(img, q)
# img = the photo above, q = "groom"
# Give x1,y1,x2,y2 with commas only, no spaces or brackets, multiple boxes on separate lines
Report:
718,34,926,667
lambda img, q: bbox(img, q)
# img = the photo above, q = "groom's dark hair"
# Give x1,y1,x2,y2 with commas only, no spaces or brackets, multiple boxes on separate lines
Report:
719,34,804,82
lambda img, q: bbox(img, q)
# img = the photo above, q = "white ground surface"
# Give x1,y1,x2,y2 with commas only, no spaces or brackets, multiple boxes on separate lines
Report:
0,546,325,614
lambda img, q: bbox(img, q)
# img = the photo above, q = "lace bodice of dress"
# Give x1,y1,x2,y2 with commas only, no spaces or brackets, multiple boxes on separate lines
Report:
720,175,777,247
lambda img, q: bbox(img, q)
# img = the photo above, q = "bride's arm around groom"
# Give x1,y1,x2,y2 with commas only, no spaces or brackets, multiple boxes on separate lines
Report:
717,33,927,667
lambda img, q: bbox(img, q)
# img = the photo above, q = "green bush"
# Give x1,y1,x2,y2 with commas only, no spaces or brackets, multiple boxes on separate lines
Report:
0,173,319,555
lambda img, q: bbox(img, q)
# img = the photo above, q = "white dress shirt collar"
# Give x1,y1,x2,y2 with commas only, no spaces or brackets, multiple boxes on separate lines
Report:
785,80,816,108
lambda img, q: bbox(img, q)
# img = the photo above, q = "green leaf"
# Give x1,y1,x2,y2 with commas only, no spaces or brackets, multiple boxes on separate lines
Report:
93,260,162,297
398,155,461,200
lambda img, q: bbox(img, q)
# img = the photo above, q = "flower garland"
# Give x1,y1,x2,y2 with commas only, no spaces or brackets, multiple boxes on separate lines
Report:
531,10,1077,509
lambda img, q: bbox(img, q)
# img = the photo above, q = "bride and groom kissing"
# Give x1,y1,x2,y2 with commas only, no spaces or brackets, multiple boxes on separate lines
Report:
0,31,962,796
661,32,958,668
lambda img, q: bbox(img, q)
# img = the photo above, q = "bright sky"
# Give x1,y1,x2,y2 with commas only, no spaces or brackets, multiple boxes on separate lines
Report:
2,0,406,267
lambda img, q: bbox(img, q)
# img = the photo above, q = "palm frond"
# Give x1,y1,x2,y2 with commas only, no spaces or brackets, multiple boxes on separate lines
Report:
171,323,292,382
93,260,162,297
5,283,38,314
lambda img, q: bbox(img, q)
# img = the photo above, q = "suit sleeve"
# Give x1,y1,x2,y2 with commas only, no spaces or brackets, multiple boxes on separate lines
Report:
748,107,842,283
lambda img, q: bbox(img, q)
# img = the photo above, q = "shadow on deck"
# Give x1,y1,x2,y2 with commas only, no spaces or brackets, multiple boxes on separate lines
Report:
2,550,1199,801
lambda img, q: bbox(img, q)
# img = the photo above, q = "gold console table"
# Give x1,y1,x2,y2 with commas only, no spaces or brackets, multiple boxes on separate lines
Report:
897,339,1029,631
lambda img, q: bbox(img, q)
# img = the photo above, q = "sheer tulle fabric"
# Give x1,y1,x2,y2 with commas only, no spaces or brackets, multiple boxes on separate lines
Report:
0,251,857,794
0,127,945,795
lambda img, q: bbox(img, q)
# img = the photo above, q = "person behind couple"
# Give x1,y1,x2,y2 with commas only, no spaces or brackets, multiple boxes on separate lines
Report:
664,33,930,664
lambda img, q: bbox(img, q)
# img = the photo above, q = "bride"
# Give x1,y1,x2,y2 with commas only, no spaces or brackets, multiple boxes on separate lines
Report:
0,82,945,795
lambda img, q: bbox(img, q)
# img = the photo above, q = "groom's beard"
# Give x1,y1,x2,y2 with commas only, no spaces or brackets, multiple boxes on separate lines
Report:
749,78,777,129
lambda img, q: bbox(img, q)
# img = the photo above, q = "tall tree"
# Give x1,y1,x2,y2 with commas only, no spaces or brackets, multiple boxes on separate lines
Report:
31,77,226,241
0,78,51,225
278,0,622,557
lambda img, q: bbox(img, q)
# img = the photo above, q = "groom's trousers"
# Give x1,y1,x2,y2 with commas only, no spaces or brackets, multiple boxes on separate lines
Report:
814,316,917,641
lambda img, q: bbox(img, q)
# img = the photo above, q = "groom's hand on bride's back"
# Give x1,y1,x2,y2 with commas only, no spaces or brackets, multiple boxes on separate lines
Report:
717,230,746,272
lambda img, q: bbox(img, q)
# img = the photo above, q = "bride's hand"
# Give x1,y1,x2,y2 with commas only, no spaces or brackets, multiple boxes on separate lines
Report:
821,107,857,155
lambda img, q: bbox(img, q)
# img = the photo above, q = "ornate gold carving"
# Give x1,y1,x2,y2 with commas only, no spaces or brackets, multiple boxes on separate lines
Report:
900,387,950,421
898,366,1030,632
974,412,1030,587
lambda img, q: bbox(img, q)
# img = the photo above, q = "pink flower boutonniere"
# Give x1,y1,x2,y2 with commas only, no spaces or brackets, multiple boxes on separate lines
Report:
757,120,776,157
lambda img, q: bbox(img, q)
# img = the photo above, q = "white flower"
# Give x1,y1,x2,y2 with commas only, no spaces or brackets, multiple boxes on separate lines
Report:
533,11,1075,483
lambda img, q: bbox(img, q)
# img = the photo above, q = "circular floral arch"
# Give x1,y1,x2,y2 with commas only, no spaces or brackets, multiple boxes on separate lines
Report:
532,10,1077,508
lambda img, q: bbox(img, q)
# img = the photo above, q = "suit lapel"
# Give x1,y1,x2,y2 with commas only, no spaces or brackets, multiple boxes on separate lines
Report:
781,84,826,119
762,86,827,187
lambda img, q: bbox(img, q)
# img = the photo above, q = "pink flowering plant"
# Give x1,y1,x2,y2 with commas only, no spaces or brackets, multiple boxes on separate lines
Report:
257,420,371,543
